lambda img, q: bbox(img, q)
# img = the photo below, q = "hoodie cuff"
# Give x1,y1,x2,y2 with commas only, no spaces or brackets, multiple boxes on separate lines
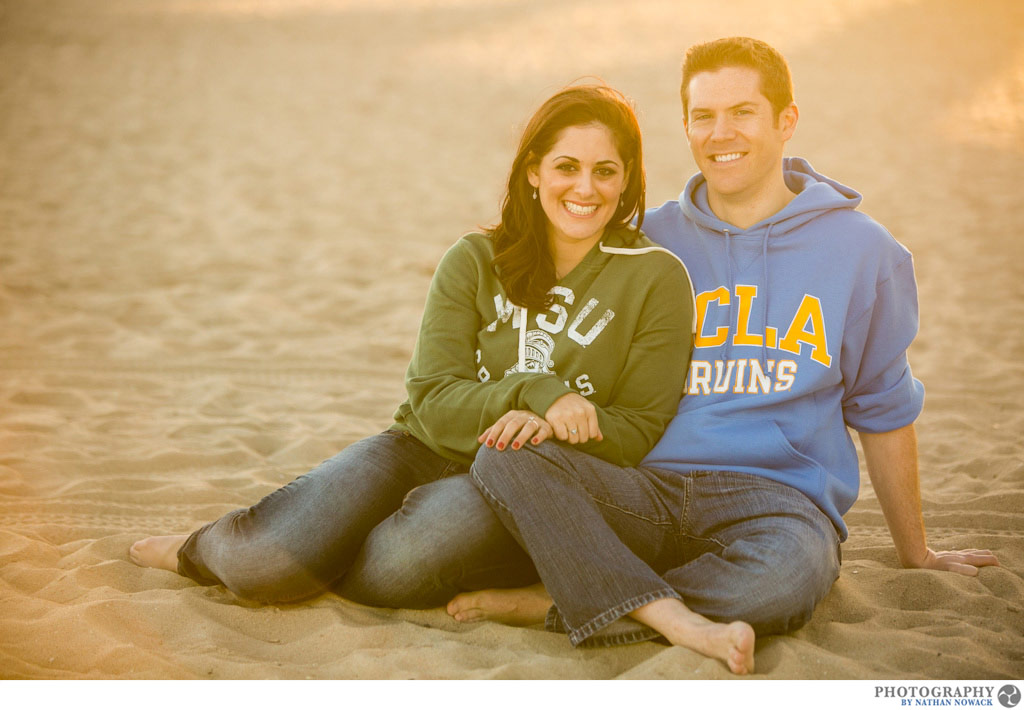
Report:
521,376,574,419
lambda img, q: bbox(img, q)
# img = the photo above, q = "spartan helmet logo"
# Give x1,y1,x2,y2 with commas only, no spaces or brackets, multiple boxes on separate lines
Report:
505,330,556,376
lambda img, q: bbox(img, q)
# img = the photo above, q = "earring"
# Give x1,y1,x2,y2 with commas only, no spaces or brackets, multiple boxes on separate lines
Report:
532,189,538,200
619,196,625,207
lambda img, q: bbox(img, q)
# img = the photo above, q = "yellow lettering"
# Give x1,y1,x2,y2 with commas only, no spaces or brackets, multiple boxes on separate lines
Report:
732,285,763,346
779,295,832,366
694,287,730,347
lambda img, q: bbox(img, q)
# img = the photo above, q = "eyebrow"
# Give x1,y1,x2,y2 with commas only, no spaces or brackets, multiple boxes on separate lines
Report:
690,101,759,114
552,155,622,166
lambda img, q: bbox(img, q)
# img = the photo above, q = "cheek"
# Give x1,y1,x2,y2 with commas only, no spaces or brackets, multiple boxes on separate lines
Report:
602,178,626,199
538,173,568,194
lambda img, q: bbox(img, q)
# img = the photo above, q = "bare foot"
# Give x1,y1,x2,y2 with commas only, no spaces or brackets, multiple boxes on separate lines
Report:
631,598,756,675
690,619,755,675
446,583,552,625
129,534,188,573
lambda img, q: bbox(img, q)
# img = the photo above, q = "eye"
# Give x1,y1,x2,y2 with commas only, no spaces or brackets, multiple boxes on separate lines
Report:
692,113,712,122
555,163,578,173
595,167,618,177
735,108,753,116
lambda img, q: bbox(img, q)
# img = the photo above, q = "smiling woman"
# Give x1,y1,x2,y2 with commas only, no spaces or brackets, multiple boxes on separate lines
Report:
129,82,699,660
528,123,627,279
489,83,646,312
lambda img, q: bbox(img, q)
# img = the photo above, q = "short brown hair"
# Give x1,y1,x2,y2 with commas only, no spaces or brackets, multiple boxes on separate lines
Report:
490,83,645,310
681,37,794,119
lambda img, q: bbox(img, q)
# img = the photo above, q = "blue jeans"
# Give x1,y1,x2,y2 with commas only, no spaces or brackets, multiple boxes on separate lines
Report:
469,442,841,647
177,430,537,603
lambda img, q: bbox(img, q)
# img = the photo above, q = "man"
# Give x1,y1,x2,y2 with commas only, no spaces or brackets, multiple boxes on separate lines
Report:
339,37,998,674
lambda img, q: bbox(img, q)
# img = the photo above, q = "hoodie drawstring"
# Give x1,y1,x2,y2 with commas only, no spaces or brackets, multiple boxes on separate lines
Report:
516,305,528,371
724,225,772,368
760,224,773,368
724,229,733,361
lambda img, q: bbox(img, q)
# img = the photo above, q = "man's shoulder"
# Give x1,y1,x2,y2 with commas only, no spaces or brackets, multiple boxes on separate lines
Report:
643,199,686,229
641,199,697,250
813,207,912,261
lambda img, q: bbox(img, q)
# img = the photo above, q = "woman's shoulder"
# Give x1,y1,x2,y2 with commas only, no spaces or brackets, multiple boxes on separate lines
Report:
441,231,495,261
434,231,495,270
600,227,692,280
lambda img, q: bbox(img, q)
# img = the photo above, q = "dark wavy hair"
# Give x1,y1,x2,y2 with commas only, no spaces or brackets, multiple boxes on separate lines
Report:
489,83,645,310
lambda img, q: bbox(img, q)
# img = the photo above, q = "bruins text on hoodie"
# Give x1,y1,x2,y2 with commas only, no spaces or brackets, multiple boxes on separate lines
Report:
641,157,925,539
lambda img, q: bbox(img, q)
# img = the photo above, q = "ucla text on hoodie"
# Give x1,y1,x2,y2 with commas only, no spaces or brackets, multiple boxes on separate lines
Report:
641,157,925,539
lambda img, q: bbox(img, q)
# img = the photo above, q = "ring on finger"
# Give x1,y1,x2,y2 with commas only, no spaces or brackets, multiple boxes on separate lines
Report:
570,428,578,435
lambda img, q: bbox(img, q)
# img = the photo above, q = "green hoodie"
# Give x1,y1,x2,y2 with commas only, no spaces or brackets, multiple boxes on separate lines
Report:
392,228,694,467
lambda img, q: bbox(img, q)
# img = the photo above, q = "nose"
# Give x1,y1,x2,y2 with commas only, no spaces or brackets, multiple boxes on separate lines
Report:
710,115,736,141
573,171,596,198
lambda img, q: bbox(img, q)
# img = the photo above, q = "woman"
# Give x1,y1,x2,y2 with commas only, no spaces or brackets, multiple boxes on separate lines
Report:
130,83,694,613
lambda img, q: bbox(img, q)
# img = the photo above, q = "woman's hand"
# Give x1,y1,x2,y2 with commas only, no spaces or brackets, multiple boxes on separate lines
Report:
479,410,553,452
544,393,603,445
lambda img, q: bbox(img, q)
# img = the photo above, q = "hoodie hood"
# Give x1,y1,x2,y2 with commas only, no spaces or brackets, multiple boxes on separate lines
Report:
680,157,862,237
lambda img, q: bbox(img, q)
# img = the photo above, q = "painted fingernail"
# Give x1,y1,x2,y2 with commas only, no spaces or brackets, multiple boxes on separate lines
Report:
496,442,505,450
486,439,494,447
532,437,539,444
512,442,520,449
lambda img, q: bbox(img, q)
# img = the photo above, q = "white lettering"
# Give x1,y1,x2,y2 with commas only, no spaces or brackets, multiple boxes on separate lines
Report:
575,373,595,397
687,361,712,395
536,286,574,334
568,298,615,347
774,360,797,392
712,359,736,393
486,294,517,332
746,359,772,394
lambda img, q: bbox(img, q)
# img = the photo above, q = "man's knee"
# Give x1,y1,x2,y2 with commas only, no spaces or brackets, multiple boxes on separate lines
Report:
729,527,838,634
673,516,840,635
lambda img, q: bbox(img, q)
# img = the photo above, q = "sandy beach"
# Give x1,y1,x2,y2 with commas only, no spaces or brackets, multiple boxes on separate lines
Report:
1,0,1022,680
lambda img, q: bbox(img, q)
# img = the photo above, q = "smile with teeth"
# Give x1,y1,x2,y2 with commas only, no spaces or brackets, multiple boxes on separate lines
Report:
563,201,598,216
712,152,744,163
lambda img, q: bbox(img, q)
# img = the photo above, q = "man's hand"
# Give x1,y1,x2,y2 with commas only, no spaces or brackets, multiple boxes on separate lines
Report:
859,424,1000,577
905,548,999,577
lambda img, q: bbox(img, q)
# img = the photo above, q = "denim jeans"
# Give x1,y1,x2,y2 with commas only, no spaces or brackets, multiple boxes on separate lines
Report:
176,430,536,603
470,441,841,647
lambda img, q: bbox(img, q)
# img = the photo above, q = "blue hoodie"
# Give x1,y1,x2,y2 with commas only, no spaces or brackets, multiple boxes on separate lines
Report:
641,157,925,539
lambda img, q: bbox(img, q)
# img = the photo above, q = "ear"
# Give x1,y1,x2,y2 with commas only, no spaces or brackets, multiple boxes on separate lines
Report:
682,112,694,143
777,102,799,140
526,161,540,189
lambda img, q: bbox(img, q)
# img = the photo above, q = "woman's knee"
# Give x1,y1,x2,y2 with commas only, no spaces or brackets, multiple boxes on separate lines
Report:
339,475,517,608
189,510,333,603
471,441,562,500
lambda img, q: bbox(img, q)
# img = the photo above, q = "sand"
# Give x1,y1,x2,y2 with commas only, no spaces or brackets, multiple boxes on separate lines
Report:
0,0,1022,680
